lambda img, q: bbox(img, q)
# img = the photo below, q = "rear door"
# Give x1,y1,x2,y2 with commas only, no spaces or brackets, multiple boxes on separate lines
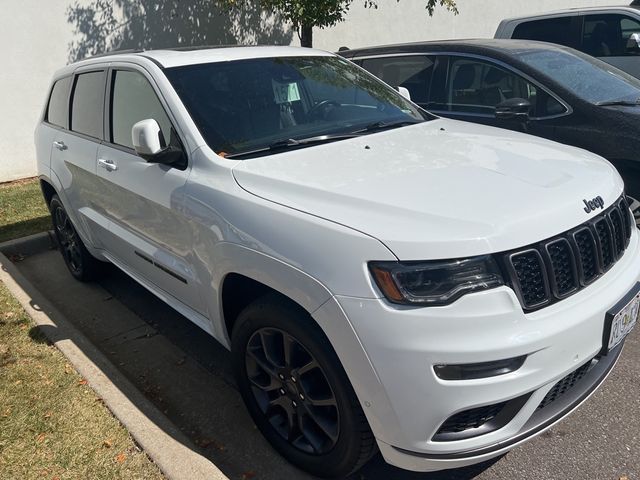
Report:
50,68,108,247
94,66,204,314
580,13,640,79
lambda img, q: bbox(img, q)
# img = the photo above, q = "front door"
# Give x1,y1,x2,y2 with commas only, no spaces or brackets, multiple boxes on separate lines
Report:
95,67,204,315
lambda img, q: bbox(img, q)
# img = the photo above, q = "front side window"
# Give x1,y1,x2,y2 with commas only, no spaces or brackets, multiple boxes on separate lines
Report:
515,48,640,104
582,14,640,57
46,77,72,128
111,70,173,149
511,17,577,48
360,56,435,107
430,57,565,117
70,71,105,139
164,56,430,156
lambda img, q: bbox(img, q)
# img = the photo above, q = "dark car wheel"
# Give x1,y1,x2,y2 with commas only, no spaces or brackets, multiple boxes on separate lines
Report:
50,195,102,281
231,294,377,478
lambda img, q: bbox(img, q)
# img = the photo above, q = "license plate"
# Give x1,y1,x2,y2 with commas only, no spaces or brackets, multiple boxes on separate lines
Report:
603,283,640,354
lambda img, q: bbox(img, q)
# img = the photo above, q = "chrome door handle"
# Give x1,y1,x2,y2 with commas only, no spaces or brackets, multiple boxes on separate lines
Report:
97,158,118,172
53,141,67,151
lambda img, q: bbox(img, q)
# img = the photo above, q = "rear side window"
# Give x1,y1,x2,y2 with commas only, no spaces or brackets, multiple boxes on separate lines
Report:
46,77,72,128
360,56,435,107
110,70,173,149
71,71,106,139
512,17,576,47
582,14,640,57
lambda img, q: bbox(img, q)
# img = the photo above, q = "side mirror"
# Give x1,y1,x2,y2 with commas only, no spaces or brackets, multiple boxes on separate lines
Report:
495,98,531,121
132,119,184,167
396,86,412,101
627,33,640,54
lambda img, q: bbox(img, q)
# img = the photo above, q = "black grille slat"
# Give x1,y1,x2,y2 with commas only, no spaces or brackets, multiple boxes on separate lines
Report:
510,251,548,308
609,208,625,257
545,239,578,297
573,228,598,284
595,218,614,269
506,196,632,311
537,361,593,410
437,402,507,434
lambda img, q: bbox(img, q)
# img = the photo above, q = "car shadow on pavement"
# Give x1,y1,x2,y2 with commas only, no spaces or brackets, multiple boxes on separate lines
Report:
16,250,497,480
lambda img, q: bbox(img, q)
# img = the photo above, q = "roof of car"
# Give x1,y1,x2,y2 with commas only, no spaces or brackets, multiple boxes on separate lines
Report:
499,5,640,24
69,45,332,70
340,38,573,58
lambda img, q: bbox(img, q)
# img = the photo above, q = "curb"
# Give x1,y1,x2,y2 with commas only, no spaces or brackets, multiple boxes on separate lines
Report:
0,234,228,480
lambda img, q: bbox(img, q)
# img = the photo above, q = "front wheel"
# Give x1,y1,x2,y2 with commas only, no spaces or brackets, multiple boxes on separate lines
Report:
231,294,377,478
50,195,102,281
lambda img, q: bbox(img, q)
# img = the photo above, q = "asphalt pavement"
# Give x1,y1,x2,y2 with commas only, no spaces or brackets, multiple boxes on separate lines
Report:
11,248,640,480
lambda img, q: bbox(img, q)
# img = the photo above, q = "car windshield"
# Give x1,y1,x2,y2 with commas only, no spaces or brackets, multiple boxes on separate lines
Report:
165,55,431,156
514,49,640,104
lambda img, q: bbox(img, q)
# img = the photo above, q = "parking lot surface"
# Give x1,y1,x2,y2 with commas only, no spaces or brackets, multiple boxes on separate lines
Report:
12,249,639,480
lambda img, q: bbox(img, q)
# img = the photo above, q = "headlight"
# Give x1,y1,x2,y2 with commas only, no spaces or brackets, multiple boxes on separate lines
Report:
368,256,504,306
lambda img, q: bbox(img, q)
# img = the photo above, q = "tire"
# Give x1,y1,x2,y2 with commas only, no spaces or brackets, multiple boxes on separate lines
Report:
231,294,377,478
49,195,102,281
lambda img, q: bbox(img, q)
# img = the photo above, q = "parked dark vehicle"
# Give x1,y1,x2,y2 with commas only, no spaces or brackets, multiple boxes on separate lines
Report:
340,39,640,197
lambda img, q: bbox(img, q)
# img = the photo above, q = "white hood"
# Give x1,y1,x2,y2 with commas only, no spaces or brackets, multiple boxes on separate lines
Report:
232,119,623,260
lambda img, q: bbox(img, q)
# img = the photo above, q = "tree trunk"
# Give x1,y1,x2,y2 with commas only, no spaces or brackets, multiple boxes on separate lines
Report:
300,24,313,48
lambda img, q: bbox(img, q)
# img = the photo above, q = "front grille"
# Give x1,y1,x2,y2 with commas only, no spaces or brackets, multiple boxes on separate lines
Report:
437,402,507,434
537,360,594,411
505,197,633,311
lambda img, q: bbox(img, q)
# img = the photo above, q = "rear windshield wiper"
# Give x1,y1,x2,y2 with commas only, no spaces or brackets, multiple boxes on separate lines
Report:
596,98,640,106
224,133,363,159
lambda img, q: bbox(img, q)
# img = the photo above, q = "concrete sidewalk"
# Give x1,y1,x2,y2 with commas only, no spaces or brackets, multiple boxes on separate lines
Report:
1,234,639,480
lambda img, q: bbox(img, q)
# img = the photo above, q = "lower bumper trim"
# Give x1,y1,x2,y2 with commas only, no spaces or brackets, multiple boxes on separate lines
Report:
394,341,624,460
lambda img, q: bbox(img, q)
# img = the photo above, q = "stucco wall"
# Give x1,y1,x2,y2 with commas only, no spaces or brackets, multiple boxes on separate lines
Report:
0,0,628,182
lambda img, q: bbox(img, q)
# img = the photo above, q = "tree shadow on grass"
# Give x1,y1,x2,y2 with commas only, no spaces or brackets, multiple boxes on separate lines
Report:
66,0,294,63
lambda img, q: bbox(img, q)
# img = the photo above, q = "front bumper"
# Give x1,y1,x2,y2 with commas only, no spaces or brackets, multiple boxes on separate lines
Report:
329,229,640,472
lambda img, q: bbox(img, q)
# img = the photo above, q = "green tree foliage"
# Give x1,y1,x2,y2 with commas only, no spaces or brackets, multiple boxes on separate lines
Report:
222,0,458,47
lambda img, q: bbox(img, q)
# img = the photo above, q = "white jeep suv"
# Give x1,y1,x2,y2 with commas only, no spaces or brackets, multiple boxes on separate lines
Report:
35,46,640,477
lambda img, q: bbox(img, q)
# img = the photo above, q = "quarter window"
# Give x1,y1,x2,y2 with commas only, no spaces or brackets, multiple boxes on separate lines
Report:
46,77,72,128
70,71,105,139
360,56,435,107
582,14,640,57
111,70,172,149
511,17,577,48
431,57,565,118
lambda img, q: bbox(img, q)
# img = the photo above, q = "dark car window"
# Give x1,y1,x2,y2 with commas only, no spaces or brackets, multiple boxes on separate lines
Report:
430,56,565,117
46,76,72,129
165,56,430,156
512,17,577,48
515,48,640,104
360,56,435,106
582,14,640,57
70,71,105,139
111,70,173,149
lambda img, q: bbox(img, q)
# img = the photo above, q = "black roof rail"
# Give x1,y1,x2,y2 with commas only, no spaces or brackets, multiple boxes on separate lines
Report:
86,49,145,60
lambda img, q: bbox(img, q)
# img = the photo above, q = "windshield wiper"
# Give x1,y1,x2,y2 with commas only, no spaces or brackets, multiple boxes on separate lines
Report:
355,119,423,134
596,98,640,106
224,133,363,159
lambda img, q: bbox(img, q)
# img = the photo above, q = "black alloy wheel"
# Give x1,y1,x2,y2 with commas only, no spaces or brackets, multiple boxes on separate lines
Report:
232,294,377,478
245,327,340,455
49,195,101,281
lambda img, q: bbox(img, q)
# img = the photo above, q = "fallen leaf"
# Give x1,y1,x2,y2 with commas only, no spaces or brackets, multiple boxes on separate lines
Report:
196,438,225,450
43,411,52,419
619,476,630,480
78,379,88,386
176,357,186,366
115,452,126,464
102,439,113,449
36,433,46,443
241,471,256,480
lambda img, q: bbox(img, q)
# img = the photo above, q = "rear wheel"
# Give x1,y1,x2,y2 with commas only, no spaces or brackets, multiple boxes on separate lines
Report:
50,195,102,281
231,294,376,478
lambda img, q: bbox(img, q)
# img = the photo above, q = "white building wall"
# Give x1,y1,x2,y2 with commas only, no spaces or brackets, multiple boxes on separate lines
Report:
0,0,629,182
